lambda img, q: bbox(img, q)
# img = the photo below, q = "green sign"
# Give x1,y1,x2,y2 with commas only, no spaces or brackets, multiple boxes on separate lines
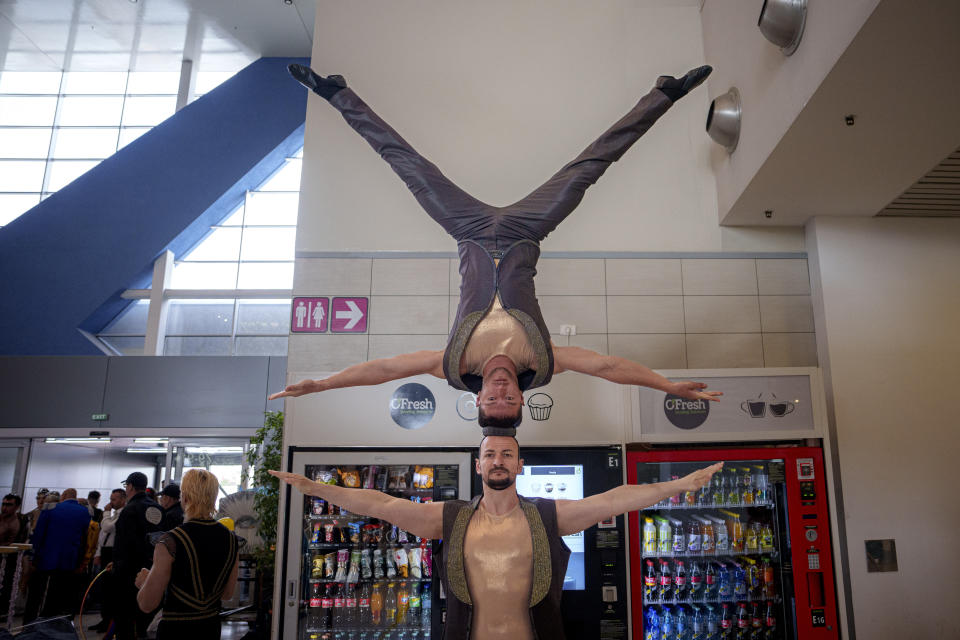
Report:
91,413,109,421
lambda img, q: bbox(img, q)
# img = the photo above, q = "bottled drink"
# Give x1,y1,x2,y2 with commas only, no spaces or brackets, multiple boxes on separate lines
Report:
687,519,702,555
671,518,685,555
761,557,776,599
700,517,715,555
745,522,760,553
749,603,763,640
753,465,769,505
644,606,660,640
358,583,372,627
384,583,398,627
719,603,732,637
396,582,410,626
717,563,731,601
658,517,673,554
671,475,682,505
344,583,358,628
675,561,688,602
697,480,712,507
421,583,432,629
370,582,384,627
644,559,659,601
740,467,754,505
644,517,658,554
763,601,776,640
676,605,689,640
333,583,346,628
729,516,744,553
659,559,673,602
745,558,761,599
310,582,329,630
712,469,725,506
691,605,704,640
408,582,421,629
705,604,719,639
759,523,774,553
689,561,703,602
733,563,747,599
704,562,717,601
712,516,729,554
735,603,749,640
661,606,674,640
726,470,740,505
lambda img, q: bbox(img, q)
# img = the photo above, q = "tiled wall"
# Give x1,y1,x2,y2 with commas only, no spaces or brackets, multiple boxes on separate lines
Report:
288,257,816,373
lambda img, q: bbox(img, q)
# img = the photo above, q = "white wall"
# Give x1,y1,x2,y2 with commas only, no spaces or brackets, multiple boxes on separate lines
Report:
701,0,882,220
806,217,960,639
298,0,803,253
24,442,155,502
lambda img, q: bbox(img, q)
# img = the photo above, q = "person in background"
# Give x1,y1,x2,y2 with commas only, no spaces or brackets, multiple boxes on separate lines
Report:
87,490,103,524
136,469,239,639
25,488,49,539
89,488,126,634
0,494,27,621
23,488,91,623
158,483,184,531
112,472,163,640
145,487,157,501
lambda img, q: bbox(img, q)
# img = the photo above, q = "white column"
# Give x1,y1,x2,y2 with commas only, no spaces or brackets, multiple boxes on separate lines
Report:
144,250,174,356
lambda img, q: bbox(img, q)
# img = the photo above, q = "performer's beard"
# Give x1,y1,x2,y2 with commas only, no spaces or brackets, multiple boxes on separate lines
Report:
484,467,515,491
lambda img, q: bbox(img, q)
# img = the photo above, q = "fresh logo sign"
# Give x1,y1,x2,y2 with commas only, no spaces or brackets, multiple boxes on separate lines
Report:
390,383,436,430
663,393,710,430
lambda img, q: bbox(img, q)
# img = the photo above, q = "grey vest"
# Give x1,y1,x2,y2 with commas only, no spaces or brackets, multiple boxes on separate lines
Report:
436,496,570,640
442,240,554,392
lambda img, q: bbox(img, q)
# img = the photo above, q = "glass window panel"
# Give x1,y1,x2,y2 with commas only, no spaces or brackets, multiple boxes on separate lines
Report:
257,159,302,191
0,128,53,158
240,227,296,262
117,127,150,149
101,300,149,335
46,160,99,190
166,300,235,336
0,97,58,125
182,227,242,261
52,128,120,159
121,96,177,127
0,71,62,94
217,205,245,226
243,192,300,226
234,336,288,356
0,194,41,226
236,299,291,335
61,71,128,94
58,96,124,126
126,71,182,95
100,336,145,355
194,71,235,95
0,161,45,191
164,336,232,356
236,262,294,289
170,262,238,289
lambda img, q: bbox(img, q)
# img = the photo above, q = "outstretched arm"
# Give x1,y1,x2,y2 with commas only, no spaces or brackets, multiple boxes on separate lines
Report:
269,350,444,400
269,471,444,540
556,463,723,536
553,346,722,402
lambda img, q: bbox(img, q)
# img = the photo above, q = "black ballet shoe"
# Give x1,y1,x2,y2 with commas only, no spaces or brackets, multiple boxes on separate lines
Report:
287,63,347,100
655,65,713,102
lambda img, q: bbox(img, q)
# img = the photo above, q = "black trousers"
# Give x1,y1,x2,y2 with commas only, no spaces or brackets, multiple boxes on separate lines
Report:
23,569,78,623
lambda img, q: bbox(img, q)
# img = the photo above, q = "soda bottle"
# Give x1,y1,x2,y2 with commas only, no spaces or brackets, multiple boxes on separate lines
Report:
421,583,432,629
370,582,384,627
749,603,763,640
671,475,682,506
661,606,674,640
759,523,774,553
644,559,659,602
358,583,372,627
310,582,328,630
384,583,397,627
687,519,702,555
761,557,776,599
671,518,685,555
735,603,749,640
333,583,347,628
408,582,421,629
644,606,660,640
763,601,776,640
658,517,673,554
726,469,740,505
745,522,760,553
397,582,410,626
717,563,731,601
729,515,744,552
644,517,658,554
704,562,717,601
689,561,703,602
733,563,747,599
713,517,730,554
676,605,689,640
659,559,673,602
740,467,754,505
675,560,688,602
719,603,732,637
701,517,715,555
712,469,726,506
345,583,358,628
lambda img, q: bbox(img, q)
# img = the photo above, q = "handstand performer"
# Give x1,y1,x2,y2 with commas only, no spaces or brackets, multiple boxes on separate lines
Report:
272,438,723,640
272,64,722,428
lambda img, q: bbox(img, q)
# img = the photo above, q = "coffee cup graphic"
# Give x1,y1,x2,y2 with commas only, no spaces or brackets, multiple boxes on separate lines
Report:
769,402,795,417
527,393,554,421
740,392,777,418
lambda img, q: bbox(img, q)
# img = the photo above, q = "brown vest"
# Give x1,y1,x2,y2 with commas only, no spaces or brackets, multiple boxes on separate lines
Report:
436,496,570,640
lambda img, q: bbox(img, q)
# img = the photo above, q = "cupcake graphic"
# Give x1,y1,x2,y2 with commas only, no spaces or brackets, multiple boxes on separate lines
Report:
527,393,554,421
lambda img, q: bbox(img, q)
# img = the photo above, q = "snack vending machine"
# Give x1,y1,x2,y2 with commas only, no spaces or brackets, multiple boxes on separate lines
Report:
627,447,839,640
279,449,472,640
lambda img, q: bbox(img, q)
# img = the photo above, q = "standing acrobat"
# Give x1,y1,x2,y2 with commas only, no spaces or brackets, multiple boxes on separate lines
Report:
273,64,721,429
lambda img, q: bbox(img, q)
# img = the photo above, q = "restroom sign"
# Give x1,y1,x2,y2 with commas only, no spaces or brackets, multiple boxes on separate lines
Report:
291,297,329,333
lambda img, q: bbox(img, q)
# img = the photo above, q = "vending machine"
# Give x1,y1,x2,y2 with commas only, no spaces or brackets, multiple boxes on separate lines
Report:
278,448,473,640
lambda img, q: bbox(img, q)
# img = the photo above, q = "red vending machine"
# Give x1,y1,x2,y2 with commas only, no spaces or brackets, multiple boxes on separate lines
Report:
627,446,839,640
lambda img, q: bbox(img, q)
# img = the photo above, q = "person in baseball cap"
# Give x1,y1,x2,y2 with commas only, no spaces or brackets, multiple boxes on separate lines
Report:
158,483,183,531
122,472,148,490
114,471,162,639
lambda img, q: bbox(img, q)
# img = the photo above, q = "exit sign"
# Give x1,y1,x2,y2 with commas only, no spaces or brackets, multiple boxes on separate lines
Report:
91,413,109,421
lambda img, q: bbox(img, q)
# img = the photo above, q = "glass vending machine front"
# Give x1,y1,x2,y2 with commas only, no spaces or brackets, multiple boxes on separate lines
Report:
632,458,792,640
284,452,469,640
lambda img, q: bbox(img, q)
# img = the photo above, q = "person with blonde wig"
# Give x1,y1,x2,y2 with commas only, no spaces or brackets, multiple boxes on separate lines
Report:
135,469,239,639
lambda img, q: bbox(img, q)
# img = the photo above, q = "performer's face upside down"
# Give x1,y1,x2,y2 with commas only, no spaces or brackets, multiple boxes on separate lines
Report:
477,366,524,428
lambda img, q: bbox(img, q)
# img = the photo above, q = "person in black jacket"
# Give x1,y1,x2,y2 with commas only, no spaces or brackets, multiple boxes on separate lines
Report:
111,471,163,640
158,483,184,531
